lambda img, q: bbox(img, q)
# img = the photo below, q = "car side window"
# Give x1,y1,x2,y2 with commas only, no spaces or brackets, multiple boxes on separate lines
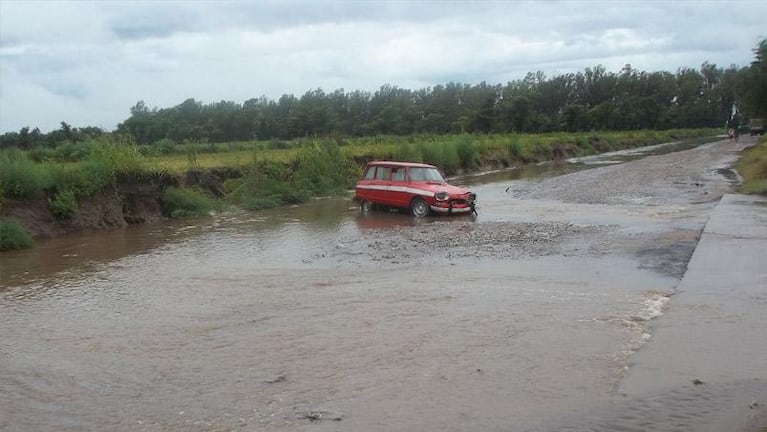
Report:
409,168,423,181
363,166,376,180
375,167,391,180
392,168,406,182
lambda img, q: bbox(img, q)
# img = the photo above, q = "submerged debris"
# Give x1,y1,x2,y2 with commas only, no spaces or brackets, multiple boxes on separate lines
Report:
264,375,286,384
296,410,343,422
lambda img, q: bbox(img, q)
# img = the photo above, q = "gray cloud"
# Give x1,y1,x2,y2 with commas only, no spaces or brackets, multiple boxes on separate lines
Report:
1,0,765,133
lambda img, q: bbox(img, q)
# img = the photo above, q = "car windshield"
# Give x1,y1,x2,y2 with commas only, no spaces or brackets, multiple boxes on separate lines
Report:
409,167,445,182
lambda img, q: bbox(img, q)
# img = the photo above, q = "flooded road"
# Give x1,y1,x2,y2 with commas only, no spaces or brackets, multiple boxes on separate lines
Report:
1,137,764,431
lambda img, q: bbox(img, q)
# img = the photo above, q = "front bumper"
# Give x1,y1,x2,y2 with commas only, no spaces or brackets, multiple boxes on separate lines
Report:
430,206,473,214
430,192,477,214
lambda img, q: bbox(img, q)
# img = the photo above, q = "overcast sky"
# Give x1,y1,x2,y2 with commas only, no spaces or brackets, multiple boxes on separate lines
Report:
1,0,765,133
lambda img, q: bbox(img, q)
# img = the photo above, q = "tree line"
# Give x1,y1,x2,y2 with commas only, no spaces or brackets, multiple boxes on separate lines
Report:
2,39,765,149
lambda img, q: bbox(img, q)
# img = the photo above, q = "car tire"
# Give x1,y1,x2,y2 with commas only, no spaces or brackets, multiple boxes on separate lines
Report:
359,199,373,212
410,197,429,218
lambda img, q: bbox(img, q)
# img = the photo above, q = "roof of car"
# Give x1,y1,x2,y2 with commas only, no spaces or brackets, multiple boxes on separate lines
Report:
365,161,436,168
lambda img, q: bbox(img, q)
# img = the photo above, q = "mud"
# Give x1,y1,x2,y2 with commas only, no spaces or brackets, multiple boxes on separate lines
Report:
1,137,764,432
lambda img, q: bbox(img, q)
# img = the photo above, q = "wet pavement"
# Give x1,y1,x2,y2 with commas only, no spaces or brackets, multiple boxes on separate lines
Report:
528,192,767,432
1,136,765,431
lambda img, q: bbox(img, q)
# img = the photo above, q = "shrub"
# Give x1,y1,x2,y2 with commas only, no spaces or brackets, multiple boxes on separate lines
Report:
161,187,217,218
27,146,56,162
456,136,478,169
48,161,113,199
736,138,767,195
238,179,309,210
152,138,176,155
394,142,422,162
54,141,90,162
507,136,522,159
86,137,145,174
293,140,355,195
0,218,34,251
227,142,354,210
0,151,51,199
49,190,78,220
228,162,302,210
400,139,463,174
267,140,290,150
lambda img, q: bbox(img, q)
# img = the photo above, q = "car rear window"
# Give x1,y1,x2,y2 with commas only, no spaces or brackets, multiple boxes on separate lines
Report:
363,166,376,180
375,166,391,180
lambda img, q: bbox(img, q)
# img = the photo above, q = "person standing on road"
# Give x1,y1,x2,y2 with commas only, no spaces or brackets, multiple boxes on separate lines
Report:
727,114,741,142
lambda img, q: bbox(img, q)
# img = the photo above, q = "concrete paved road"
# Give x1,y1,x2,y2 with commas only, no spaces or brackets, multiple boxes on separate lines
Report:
619,193,767,431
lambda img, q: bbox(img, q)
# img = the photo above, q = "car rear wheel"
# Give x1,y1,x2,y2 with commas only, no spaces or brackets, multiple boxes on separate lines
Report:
359,199,373,212
410,197,429,218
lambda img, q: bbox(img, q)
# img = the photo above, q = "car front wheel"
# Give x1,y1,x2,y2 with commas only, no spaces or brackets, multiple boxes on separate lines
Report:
410,197,430,217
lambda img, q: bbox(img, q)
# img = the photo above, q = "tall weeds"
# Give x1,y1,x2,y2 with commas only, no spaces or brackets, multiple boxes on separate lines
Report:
161,187,218,218
0,150,52,199
0,218,34,251
228,140,355,210
736,137,767,195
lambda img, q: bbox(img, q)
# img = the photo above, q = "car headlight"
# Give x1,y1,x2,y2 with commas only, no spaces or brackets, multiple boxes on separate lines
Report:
435,191,449,201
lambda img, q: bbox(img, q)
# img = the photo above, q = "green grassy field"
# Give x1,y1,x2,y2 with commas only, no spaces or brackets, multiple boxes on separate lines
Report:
138,129,720,175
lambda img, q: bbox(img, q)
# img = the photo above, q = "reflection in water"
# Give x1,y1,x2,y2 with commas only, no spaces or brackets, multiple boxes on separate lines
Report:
0,222,193,287
455,160,580,187
0,199,356,289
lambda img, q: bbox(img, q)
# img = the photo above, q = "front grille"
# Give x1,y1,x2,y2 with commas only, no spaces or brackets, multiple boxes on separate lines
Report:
447,193,475,207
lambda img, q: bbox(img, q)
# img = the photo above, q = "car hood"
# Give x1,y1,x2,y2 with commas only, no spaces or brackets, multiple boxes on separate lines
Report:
411,182,471,195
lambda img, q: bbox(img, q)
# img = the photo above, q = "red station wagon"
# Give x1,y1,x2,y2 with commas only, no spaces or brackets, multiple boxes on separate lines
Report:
355,161,477,217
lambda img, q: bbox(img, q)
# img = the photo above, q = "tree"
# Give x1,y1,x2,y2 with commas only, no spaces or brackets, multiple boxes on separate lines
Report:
737,39,767,117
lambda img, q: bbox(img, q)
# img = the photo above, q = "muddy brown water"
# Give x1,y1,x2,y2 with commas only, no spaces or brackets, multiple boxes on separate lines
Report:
1,138,765,431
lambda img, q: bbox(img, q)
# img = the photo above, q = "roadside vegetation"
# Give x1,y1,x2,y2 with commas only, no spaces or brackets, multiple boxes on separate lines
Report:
735,135,767,195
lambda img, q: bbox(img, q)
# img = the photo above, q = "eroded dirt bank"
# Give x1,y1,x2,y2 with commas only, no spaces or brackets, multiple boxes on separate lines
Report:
0,169,241,239
0,173,173,239
1,137,763,432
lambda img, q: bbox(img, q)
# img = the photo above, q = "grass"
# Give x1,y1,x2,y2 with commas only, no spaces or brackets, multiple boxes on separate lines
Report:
226,141,355,210
735,136,767,195
0,218,34,251
0,149,52,199
145,149,296,173
161,187,219,218
1,138,148,201
0,137,159,225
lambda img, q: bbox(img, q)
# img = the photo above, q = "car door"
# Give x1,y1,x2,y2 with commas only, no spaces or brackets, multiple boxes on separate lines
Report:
370,165,394,205
389,166,412,208
356,164,377,202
